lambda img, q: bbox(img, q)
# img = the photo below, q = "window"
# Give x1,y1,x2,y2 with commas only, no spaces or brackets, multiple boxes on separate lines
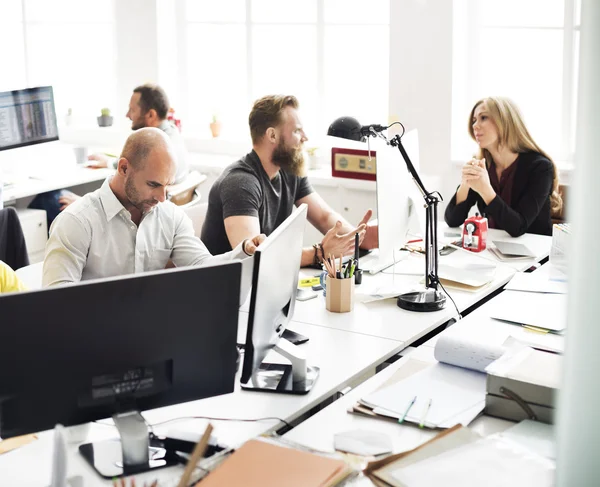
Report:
451,0,581,165
0,0,116,124
181,0,389,141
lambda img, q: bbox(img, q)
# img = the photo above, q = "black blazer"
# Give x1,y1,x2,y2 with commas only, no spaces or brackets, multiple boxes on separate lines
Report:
444,152,554,237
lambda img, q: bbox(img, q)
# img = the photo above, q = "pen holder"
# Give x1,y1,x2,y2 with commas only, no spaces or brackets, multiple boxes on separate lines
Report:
326,275,355,313
354,268,363,285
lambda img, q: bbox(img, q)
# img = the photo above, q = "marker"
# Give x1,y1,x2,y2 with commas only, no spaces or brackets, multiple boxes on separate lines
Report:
419,399,432,429
354,232,360,266
299,277,321,287
398,396,416,424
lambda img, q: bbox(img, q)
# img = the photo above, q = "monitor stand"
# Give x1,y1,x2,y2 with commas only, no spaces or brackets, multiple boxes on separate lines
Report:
79,411,179,479
241,338,320,395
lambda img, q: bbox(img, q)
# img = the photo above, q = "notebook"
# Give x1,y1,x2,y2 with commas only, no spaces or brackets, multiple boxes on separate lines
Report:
491,240,536,260
358,333,508,429
196,439,351,487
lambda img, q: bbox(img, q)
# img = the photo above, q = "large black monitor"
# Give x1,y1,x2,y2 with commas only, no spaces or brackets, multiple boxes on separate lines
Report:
241,204,319,394
0,86,59,151
0,262,241,478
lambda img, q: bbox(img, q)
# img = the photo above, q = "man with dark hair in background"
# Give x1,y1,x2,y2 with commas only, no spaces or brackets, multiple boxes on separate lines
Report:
201,94,377,265
87,84,188,184
31,84,189,224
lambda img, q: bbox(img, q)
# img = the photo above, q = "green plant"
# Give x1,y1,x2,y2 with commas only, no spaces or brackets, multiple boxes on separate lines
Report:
211,114,219,124
306,147,319,156
100,108,111,117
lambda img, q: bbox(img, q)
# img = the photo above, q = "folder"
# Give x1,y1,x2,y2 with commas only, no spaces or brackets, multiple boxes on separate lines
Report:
196,438,352,487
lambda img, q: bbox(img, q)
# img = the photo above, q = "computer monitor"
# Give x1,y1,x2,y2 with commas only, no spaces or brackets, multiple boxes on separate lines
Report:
359,129,420,274
0,86,59,151
0,262,241,478
240,203,319,394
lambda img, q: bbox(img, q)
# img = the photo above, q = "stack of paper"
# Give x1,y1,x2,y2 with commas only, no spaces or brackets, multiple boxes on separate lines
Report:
489,240,536,261
488,290,567,333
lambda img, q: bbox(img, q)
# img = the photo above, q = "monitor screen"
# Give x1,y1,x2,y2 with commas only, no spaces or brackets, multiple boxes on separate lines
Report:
241,204,319,394
0,86,59,151
0,262,241,438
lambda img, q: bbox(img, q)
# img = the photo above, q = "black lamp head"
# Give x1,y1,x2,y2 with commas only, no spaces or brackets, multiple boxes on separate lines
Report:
327,116,366,142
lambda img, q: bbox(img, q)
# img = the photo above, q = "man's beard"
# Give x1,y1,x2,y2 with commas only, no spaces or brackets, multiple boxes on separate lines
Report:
272,139,305,177
131,117,146,131
125,176,156,212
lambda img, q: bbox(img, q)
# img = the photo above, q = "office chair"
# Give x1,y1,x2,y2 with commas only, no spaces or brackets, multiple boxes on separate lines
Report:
0,207,30,270
167,171,207,206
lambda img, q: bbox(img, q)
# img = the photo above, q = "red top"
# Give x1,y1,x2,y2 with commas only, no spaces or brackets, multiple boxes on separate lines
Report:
487,157,519,228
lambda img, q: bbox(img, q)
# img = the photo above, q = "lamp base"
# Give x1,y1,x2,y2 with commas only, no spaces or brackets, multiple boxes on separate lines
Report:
397,289,446,312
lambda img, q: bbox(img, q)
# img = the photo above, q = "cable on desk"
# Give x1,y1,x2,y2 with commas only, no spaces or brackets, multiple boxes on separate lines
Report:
95,415,292,430
150,415,292,430
438,280,461,321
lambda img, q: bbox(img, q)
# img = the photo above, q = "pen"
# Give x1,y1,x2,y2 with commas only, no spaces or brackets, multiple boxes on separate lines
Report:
398,396,416,424
354,232,360,267
349,263,356,278
419,399,432,429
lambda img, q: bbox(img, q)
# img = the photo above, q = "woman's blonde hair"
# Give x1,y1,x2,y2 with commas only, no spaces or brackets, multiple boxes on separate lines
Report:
468,97,562,213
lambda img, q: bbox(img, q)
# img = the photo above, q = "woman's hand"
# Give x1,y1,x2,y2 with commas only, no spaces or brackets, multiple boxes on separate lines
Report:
461,158,496,204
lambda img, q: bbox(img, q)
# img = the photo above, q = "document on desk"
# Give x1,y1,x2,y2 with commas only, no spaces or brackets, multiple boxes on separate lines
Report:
387,434,555,487
488,290,567,332
505,271,567,294
359,333,507,428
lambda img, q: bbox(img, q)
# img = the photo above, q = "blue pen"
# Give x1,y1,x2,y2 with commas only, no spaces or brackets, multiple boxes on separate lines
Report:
398,396,416,424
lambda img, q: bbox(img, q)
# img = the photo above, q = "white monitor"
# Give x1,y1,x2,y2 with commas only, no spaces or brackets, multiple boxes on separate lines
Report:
360,129,420,274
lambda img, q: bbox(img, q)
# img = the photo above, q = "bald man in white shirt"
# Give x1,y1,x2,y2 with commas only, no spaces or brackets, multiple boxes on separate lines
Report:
43,128,264,287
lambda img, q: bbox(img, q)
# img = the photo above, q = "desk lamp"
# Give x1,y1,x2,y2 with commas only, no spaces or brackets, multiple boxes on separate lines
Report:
327,117,446,312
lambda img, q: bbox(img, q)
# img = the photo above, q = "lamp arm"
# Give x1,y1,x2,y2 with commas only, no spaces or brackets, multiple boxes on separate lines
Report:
383,133,442,291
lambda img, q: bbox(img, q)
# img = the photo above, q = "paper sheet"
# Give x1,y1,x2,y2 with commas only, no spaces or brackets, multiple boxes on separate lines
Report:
389,435,555,487
489,290,567,331
505,272,567,294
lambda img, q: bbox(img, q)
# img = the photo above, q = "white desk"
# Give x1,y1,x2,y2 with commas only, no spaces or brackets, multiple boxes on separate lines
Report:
0,319,403,487
287,230,552,346
283,346,512,456
3,167,112,203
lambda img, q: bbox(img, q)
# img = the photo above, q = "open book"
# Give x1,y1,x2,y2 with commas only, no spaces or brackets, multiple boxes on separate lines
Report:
356,334,507,429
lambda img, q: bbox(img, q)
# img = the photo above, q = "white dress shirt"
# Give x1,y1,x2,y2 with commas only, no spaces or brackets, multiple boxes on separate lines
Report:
43,177,247,287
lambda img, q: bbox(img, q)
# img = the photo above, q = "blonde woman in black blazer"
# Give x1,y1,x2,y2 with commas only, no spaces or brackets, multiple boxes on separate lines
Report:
445,97,562,237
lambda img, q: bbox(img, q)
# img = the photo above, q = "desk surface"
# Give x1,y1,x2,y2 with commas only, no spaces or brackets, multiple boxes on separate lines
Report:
0,318,402,487
288,230,550,346
283,346,512,456
3,167,112,203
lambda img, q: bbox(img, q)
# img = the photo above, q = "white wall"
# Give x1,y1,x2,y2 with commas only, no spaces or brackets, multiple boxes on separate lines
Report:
389,0,456,206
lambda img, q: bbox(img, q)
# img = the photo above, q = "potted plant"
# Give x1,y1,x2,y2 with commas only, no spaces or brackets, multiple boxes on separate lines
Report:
97,108,113,127
209,114,221,138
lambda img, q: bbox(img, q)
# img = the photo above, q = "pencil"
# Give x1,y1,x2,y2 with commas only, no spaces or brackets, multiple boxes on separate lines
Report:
177,422,213,487
398,396,417,424
419,399,432,429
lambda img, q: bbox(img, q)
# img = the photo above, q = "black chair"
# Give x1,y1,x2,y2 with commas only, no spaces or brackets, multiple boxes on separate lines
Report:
0,207,30,270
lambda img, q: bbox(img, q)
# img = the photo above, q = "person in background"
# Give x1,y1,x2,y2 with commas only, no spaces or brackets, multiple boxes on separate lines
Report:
0,260,27,293
30,84,189,224
43,128,263,287
201,94,378,267
444,96,562,237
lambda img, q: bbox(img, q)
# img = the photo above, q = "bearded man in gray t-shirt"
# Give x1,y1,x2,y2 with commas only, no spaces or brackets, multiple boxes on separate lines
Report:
202,95,378,267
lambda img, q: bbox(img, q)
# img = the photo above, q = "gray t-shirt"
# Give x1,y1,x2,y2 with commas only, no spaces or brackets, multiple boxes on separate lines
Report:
201,150,314,255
